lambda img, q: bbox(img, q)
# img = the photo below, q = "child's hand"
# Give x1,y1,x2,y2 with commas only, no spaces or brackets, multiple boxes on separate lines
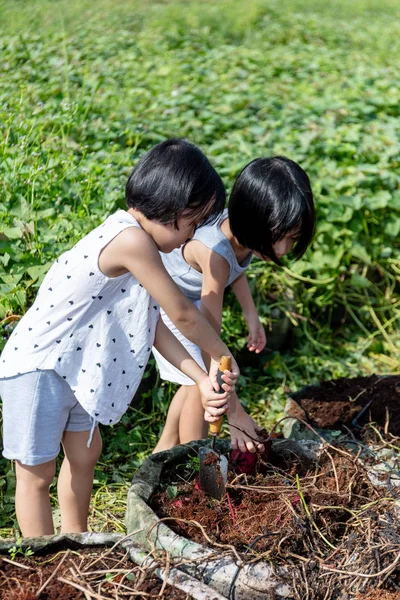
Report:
209,355,239,394
229,411,265,453
227,395,265,453
245,312,266,354
198,377,230,423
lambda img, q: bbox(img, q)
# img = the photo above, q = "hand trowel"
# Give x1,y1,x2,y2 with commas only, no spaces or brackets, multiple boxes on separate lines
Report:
199,356,231,499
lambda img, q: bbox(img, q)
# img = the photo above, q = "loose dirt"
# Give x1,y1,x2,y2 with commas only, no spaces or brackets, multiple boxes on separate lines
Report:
151,376,400,599
0,547,190,599
290,374,400,434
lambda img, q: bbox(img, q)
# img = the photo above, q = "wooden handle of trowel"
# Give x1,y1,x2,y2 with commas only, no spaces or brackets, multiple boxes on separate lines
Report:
210,355,232,437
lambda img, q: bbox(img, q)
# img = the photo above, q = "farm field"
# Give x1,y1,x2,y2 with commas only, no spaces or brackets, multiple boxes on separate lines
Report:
0,0,399,546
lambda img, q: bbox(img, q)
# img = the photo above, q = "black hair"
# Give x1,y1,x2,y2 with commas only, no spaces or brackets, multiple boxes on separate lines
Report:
126,138,225,228
229,156,315,265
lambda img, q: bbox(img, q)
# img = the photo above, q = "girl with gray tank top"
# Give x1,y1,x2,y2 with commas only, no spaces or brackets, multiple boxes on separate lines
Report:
153,156,315,454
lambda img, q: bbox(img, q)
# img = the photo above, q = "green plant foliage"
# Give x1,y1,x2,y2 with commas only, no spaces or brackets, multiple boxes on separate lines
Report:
8,537,34,560
0,0,399,536
167,485,179,499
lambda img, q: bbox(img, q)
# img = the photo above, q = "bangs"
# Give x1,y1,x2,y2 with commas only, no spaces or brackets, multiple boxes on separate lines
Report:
270,195,315,261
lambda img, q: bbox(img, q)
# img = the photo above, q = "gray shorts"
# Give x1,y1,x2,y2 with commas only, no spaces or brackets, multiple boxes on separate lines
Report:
0,370,93,466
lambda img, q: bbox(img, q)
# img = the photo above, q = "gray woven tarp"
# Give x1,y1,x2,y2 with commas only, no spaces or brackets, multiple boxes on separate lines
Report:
126,439,320,600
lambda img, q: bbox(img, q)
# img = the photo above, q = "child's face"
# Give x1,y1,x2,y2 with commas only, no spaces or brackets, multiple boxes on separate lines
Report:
151,213,198,253
253,230,299,262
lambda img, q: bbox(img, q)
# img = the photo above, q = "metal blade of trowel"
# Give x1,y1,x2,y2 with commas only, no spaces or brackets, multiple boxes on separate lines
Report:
199,356,231,499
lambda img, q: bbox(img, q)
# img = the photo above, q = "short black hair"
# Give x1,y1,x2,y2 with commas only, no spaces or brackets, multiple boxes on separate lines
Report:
229,156,315,265
126,138,225,227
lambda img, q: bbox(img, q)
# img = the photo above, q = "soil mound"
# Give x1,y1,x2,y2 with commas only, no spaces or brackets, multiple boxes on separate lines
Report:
151,432,400,599
291,375,400,434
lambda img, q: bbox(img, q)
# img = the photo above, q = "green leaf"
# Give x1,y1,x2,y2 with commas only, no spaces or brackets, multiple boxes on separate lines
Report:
36,207,56,219
26,263,52,281
350,245,371,264
385,217,400,238
380,247,392,258
365,190,391,210
167,485,178,499
326,204,353,223
0,273,23,285
0,227,23,240
349,272,371,289
388,193,400,211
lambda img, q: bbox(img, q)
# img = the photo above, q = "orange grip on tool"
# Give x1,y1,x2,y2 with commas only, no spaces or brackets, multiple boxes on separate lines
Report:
210,355,232,437
209,416,224,437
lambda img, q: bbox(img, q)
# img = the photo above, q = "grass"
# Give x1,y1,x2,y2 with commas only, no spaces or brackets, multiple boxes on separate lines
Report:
0,0,399,537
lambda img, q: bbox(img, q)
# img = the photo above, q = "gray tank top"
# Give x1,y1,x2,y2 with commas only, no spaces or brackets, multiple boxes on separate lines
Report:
161,210,252,301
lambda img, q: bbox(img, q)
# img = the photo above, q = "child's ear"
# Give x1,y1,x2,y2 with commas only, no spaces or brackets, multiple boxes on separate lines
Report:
163,220,179,231
171,219,180,231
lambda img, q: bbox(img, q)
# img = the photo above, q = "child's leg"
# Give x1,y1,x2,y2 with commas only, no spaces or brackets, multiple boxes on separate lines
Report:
153,305,208,452
1,370,97,536
153,386,188,453
179,385,208,444
58,427,102,533
15,459,57,536
153,384,208,453
1,370,84,537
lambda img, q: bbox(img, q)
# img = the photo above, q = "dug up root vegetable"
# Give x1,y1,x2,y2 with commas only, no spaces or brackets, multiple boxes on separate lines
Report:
229,429,272,475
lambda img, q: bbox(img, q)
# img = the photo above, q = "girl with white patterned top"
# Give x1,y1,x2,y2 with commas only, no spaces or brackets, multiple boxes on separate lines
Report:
0,139,239,537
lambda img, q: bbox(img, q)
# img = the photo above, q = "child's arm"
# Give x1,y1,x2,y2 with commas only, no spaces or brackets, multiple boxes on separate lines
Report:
230,273,266,354
196,243,230,334
154,318,233,421
193,246,265,452
99,227,239,388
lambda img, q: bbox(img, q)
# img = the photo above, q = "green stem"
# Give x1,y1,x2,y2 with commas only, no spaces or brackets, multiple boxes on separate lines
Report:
296,475,336,550
283,267,336,285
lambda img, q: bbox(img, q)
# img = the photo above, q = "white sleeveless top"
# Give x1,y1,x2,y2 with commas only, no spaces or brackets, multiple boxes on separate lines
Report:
0,210,159,425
